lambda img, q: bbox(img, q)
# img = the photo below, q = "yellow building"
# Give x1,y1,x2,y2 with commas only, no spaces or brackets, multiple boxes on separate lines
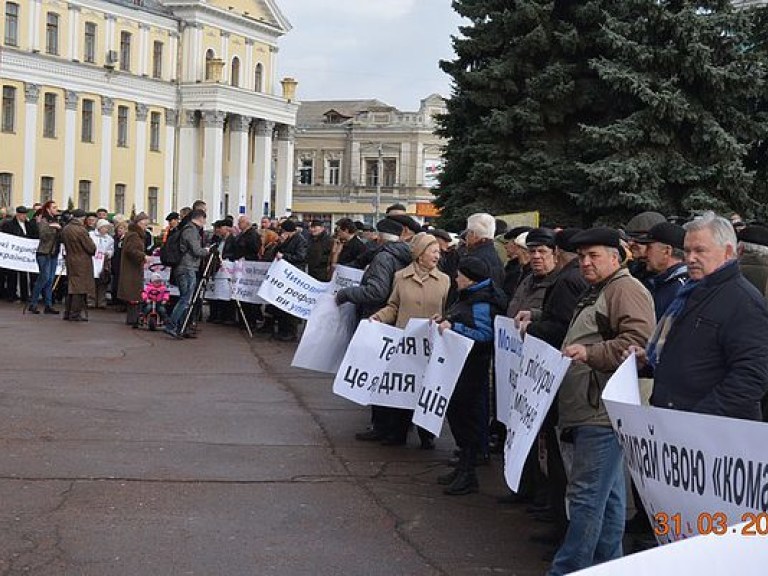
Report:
292,95,447,225
0,0,298,223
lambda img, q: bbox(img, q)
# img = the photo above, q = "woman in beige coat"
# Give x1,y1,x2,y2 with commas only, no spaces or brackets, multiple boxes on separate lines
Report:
372,233,450,448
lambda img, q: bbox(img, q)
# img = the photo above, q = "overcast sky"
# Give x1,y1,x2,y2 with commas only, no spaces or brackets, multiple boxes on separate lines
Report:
276,0,464,111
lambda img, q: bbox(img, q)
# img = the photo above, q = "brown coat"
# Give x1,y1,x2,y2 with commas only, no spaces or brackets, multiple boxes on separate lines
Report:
117,223,147,302
61,219,97,297
374,263,450,328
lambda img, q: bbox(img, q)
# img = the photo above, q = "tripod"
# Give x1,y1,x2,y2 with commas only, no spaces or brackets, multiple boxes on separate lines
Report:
179,247,220,336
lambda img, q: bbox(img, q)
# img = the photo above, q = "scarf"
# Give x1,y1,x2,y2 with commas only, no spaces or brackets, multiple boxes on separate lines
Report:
646,278,700,369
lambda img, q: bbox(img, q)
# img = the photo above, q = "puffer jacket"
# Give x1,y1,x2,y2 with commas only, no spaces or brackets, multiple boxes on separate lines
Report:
176,222,208,272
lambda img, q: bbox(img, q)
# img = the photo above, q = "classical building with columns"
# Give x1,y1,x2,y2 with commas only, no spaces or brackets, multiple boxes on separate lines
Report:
0,0,298,222
291,95,447,225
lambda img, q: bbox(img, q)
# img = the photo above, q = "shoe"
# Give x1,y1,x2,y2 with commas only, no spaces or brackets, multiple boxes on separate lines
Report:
354,430,385,442
443,469,479,496
182,332,198,339
27,306,40,314
164,328,182,340
497,492,533,505
437,468,460,486
43,306,59,315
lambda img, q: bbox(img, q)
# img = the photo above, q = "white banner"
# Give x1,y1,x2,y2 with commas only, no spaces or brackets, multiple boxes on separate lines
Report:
603,354,768,545
330,265,365,294
230,260,270,304
502,333,571,492
257,259,330,320
0,231,103,278
291,295,359,374
494,316,525,426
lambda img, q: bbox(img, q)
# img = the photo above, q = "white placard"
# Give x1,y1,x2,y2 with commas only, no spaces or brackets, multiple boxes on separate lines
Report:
494,316,525,426
292,295,358,374
257,259,330,320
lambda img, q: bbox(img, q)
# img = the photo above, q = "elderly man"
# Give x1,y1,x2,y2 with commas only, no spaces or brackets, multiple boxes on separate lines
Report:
61,209,98,322
549,228,655,576
641,212,768,421
1,206,35,302
306,220,334,281
332,218,367,269
463,212,505,291
636,222,688,318
507,228,559,317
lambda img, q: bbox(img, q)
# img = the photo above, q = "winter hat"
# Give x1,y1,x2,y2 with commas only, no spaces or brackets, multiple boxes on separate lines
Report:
96,219,112,230
280,220,297,232
410,233,438,261
376,218,404,237
458,257,490,283
132,212,149,224
150,272,162,282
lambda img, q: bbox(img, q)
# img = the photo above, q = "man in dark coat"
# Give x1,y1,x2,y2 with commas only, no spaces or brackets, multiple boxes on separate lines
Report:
306,220,334,281
117,213,149,326
636,222,688,319
332,218,367,270
1,206,35,302
273,219,307,341
61,209,97,321
638,212,768,421
234,214,263,327
462,213,505,297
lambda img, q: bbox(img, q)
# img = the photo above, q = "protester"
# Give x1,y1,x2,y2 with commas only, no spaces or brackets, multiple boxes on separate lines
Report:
306,220,334,281
387,214,422,244
90,219,115,309
110,220,129,309
370,233,450,448
60,209,97,322
162,212,180,245
272,219,307,341
462,213,505,292
118,213,149,326
207,219,237,325
331,218,367,270
549,227,655,576
28,201,61,314
736,224,768,299
623,211,666,287
233,215,263,327
635,222,688,318
436,257,506,495
501,226,533,299
1,206,35,302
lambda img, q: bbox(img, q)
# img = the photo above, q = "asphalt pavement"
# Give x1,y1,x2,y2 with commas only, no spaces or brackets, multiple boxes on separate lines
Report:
0,301,549,576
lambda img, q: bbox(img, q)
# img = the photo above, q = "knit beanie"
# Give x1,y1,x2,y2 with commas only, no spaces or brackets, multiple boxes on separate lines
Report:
410,233,438,261
458,257,489,282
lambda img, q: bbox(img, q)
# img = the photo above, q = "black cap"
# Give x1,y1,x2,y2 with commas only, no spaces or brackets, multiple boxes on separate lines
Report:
362,223,375,232
525,227,557,248
165,212,179,222
503,226,533,241
15,205,28,214
385,203,407,214
280,220,297,232
458,257,490,282
376,218,404,236
637,222,686,250
309,220,324,228
556,228,582,252
432,229,452,243
570,227,622,251
71,208,87,218
738,225,768,248
353,220,365,231
387,214,421,234
212,219,228,228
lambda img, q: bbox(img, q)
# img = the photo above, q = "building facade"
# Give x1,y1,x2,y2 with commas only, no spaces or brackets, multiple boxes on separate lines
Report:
0,0,298,222
291,94,447,225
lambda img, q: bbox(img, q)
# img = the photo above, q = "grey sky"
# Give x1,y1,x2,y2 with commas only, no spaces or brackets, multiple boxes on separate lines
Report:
276,0,464,111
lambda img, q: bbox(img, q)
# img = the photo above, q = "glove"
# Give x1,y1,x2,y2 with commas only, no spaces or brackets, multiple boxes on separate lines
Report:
335,290,349,306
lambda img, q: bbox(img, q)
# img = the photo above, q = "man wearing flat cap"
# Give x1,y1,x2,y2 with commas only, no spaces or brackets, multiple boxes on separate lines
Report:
636,222,688,318
387,213,421,243
1,206,35,302
306,220,334,281
548,227,655,576
61,209,97,321
737,224,768,299
624,211,667,287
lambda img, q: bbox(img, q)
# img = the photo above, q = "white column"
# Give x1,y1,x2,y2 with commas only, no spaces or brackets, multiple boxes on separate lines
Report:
220,31,230,84
169,32,179,82
251,120,273,217
201,110,225,219
399,142,411,187
99,97,114,210
350,141,361,186
163,109,177,214
191,25,203,82
138,24,149,76
177,111,199,209
133,104,148,211
22,84,40,206
68,5,80,61
105,14,116,53
275,125,295,218
227,115,250,215
30,0,42,52
269,46,278,95
245,39,254,90
63,91,78,208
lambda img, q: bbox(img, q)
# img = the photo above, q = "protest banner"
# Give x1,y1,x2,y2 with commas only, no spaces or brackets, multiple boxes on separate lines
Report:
494,316,525,427
412,323,474,437
256,259,329,320
292,295,359,374
1,231,101,278
204,260,236,301
230,260,270,304
329,265,365,294
572,520,767,575
502,333,571,492
603,354,768,545
332,320,404,406
368,319,431,410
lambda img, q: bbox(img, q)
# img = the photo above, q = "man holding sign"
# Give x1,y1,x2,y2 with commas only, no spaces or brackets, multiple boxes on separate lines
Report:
549,228,656,576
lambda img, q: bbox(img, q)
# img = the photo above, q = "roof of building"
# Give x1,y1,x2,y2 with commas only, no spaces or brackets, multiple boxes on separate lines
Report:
296,99,394,126
104,0,173,17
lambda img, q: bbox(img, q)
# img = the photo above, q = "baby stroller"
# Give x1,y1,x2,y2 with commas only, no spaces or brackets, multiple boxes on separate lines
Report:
138,266,170,331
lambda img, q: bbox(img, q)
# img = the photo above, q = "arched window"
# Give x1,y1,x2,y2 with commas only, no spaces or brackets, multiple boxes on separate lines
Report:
231,57,240,87
254,63,263,92
205,49,215,81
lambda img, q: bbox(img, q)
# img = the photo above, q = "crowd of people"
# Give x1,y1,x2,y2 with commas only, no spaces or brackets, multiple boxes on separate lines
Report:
3,200,768,574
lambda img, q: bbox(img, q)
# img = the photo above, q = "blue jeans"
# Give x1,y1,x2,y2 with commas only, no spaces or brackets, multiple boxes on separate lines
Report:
30,254,58,308
166,269,197,334
548,425,626,576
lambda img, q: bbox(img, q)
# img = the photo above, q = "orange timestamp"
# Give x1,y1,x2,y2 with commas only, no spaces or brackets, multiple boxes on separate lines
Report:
654,512,768,537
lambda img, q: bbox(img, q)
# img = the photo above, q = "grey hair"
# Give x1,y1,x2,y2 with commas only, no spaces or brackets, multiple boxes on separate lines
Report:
684,211,737,252
740,241,768,258
466,212,496,240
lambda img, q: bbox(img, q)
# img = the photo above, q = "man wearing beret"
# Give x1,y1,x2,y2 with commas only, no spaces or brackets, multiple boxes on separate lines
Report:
548,227,655,576
737,224,768,299
1,206,35,302
636,222,689,318
635,212,768,422
387,213,421,243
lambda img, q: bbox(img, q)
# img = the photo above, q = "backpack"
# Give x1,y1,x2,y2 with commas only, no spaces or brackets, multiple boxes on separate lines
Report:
159,226,186,266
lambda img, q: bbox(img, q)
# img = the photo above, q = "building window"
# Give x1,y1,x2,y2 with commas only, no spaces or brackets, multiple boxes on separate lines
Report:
119,31,131,72
205,49,215,81
365,159,379,187
81,99,94,142
327,159,340,186
4,2,19,46
149,111,160,151
46,12,59,55
0,173,12,207
231,57,240,87
298,158,313,185
2,86,15,133
254,63,263,92
152,41,163,79
40,176,54,203
147,187,158,222
383,159,397,187
43,93,56,138
78,180,91,211
84,22,97,63
114,184,126,215
117,105,128,147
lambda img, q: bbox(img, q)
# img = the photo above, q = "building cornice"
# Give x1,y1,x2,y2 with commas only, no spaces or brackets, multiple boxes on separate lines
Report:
165,3,285,46
72,0,179,30
179,83,297,126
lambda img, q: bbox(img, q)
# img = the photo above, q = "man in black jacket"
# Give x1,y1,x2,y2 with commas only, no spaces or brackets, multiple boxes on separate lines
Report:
273,219,307,341
306,220,333,281
636,222,688,319
1,206,35,302
332,218,367,270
